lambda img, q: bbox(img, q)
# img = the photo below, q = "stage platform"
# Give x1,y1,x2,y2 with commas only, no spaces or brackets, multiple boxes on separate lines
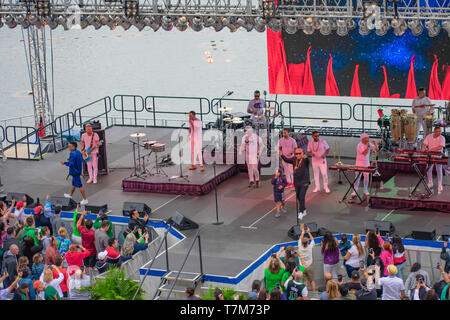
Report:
122,164,238,196
370,172,450,213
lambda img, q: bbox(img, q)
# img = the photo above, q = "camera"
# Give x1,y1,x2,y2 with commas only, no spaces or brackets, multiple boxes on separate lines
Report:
337,274,343,282
368,248,374,254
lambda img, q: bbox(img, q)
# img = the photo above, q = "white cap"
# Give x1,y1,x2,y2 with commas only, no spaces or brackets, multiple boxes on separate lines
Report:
97,251,108,260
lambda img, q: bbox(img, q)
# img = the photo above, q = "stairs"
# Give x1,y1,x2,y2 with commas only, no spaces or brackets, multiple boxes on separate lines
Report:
154,271,203,300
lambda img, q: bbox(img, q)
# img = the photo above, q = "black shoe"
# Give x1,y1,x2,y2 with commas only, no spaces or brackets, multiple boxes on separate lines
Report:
248,182,254,188
255,181,259,188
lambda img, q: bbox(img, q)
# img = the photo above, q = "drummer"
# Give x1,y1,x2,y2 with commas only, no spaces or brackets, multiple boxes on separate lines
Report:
412,87,435,139
247,90,267,125
422,126,445,195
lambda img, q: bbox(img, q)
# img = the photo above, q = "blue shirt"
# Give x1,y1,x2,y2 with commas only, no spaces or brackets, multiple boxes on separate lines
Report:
64,149,83,176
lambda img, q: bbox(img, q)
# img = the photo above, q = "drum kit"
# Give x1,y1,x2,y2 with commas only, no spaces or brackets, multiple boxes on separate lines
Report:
129,132,167,179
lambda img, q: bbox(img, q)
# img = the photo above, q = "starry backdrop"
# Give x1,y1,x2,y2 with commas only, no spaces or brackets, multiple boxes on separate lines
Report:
282,28,449,97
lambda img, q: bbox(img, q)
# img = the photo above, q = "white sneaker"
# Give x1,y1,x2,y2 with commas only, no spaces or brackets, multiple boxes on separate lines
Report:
281,206,287,213
87,178,93,184
438,185,443,195
302,210,307,218
64,193,72,199
364,192,370,197
80,199,88,205
298,211,304,219
93,179,97,184
324,186,330,193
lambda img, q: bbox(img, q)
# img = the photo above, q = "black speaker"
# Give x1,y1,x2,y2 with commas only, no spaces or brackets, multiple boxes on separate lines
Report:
85,203,108,214
441,225,450,241
411,229,437,241
81,129,108,176
287,223,319,240
5,193,34,206
365,220,395,236
0,194,7,202
123,202,151,217
50,197,77,211
167,211,199,231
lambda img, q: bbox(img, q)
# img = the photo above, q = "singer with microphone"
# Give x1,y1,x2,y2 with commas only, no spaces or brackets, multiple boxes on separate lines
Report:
187,111,204,172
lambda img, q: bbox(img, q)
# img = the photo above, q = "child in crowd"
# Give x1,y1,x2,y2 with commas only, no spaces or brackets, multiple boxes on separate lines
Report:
339,234,352,267
271,168,288,218
32,253,45,281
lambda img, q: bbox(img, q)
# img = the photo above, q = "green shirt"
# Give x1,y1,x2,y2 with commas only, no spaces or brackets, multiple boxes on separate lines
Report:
281,265,305,292
72,211,82,237
44,286,61,300
23,226,41,246
264,267,285,293
280,256,300,266
93,218,113,238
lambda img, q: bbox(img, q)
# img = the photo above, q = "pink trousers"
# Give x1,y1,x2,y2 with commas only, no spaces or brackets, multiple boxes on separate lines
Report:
87,154,98,180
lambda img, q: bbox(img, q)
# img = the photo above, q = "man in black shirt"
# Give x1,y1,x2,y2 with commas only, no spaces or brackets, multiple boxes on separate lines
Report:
279,147,310,220
345,270,363,294
355,278,377,300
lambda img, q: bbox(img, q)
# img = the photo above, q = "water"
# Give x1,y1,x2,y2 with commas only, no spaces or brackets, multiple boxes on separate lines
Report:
0,26,269,121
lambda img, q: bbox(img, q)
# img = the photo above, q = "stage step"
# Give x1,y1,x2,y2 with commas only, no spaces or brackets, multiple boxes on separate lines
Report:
154,271,202,300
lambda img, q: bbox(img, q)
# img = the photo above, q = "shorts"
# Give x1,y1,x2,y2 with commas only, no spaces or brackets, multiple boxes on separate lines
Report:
303,263,315,283
72,175,82,188
83,255,97,268
274,191,284,203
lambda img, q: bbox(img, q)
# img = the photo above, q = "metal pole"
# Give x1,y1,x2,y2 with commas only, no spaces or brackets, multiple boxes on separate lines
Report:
212,161,223,225
198,235,204,281
164,232,169,273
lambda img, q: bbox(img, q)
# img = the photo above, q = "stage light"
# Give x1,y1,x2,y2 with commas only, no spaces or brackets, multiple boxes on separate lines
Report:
125,0,138,18
254,17,266,32
336,19,348,36
391,18,406,36
16,14,30,29
303,17,314,35
319,19,331,35
347,18,356,30
284,17,298,34
176,16,188,31
263,1,277,19
161,16,173,31
425,20,440,37
237,17,254,32
375,19,389,36
45,17,58,30
408,19,423,36
443,21,450,35
213,18,224,32
223,18,238,32
5,15,17,29
142,16,160,31
36,0,51,18
268,18,282,33
358,18,370,35
189,16,203,32
204,17,215,28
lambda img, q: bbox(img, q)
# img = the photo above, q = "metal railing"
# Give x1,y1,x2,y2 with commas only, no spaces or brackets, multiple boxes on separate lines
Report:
4,126,42,160
74,96,112,129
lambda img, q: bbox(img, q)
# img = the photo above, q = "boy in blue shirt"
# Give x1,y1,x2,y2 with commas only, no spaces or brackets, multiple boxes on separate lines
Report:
271,169,288,218
61,142,88,205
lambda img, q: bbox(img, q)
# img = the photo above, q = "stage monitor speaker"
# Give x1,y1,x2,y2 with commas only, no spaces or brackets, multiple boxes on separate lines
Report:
85,203,108,214
81,128,108,176
123,202,151,217
167,211,199,231
411,229,436,241
0,194,7,202
50,197,77,211
441,225,450,241
365,220,395,236
287,222,319,240
5,193,34,206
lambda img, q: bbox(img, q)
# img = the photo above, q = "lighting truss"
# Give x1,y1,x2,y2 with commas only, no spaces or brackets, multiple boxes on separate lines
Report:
0,0,447,35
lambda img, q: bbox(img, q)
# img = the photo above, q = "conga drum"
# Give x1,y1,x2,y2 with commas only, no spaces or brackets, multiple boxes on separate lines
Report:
400,109,407,139
404,114,418,143
390,115,402,142
424,114,435,136
391,109,400,116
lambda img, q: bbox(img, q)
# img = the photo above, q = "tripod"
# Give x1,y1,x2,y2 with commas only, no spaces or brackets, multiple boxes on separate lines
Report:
169,129,190,182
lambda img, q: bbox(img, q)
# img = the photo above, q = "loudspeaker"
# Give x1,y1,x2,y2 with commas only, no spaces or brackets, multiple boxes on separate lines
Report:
50,197,77,211
85,203,108,214
81,129,108,176
167,211,199,231
287,223,319,240
123,202,151,217
441,225,450,241
411,229,437,241
365,220,395,236
5,193,34,206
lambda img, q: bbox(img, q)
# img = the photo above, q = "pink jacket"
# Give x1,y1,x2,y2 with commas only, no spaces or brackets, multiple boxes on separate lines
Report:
380,250,394,276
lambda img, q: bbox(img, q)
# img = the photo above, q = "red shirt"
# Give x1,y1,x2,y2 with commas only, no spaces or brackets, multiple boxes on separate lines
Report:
65,249,91,268
52,268,69,293
105,246,120,259
77,225,97,256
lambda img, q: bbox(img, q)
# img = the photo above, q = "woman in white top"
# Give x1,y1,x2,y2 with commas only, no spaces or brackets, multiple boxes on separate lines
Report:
40,265,65,298
343,234,364,278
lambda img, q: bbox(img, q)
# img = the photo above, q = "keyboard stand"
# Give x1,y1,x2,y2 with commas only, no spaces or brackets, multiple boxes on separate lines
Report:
410,159,433,198
339,171,364,204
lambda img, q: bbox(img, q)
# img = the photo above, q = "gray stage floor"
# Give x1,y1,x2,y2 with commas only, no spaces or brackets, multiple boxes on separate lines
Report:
1,126,449,276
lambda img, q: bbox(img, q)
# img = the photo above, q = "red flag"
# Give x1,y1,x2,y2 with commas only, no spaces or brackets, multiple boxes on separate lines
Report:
288,63,305,95
440,65,449,100
350,65,361,97
38,116,45,138
325,54,340,96
405,55,417,99
380,66,391,98
302,46,316,95
429,54,442,100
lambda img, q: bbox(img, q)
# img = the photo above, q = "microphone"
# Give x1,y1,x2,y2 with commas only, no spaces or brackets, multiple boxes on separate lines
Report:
181,122,186,128
227,91,234,96
263,90,267,96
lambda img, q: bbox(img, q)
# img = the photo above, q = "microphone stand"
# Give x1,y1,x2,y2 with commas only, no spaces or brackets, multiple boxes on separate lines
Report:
169,126,190,182
212,160,223,226
214,90,233,131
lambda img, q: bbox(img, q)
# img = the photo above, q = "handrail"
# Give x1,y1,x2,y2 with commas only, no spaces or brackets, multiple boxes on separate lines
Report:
210,97,280,116
74,96,112,128
353,103,413,131
132,224,172,301
112,94,145,127
165,230,204,300
4,125,42,160
144,95,211,125
0,126,4,143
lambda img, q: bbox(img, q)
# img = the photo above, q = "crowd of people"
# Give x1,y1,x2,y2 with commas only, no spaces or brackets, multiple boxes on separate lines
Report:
0,196,152,300
188,224,450,301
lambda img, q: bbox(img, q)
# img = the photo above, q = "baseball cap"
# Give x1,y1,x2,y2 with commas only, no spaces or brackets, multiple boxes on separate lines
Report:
360,133,369,140
16,201,24,209
351,270,360,280
98,251,108,260
33,280,43,290
34,205,43,215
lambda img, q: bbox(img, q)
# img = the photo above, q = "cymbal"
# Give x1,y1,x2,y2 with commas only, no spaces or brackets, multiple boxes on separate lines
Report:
231,117,242,122
219,107,232,112
223,118,234,122
254,115,264,118
130,132,146,138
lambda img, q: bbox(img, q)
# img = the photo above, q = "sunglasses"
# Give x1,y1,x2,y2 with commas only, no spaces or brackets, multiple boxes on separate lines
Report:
295,153,303,155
